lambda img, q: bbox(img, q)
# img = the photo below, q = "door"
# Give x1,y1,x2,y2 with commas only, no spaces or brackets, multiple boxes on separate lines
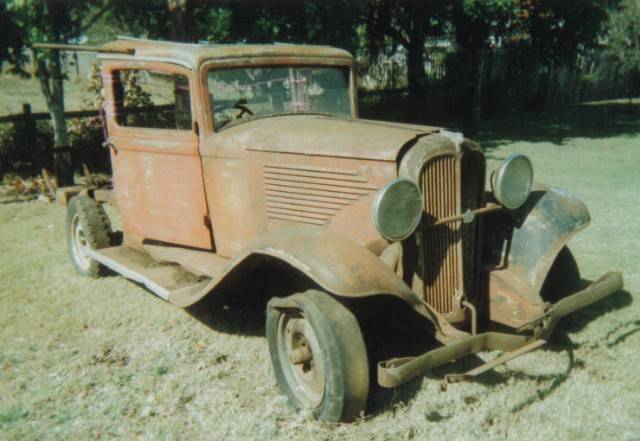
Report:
105,64,212,250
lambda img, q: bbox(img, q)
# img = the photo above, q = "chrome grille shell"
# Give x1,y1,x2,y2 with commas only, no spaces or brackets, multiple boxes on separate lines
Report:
417,149,486,316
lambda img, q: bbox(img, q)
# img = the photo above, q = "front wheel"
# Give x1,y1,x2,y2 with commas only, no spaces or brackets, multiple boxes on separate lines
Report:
266,290,369,422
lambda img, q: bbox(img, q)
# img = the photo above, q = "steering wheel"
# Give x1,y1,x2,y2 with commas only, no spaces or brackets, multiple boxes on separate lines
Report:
232,99,254,118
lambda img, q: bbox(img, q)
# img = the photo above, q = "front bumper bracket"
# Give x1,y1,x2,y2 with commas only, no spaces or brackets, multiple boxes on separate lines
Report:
378,271,623,388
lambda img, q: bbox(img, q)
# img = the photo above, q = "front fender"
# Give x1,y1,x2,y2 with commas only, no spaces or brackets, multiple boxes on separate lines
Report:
169,226,462,339
484,185,591,328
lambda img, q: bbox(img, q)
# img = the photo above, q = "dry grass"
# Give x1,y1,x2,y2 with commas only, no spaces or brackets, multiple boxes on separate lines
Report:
0,74,93,117
1,107,639,440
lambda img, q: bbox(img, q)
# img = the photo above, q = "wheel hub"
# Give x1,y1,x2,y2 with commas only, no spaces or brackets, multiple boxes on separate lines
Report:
277,313,326,408
71,214,92,270
288,336,313,365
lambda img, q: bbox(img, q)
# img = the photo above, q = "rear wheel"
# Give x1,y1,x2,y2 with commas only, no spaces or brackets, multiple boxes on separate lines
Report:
266,290,369,422
66,195,111,277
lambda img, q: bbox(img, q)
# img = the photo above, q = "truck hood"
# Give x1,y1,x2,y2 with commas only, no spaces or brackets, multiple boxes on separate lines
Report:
212,115,441,161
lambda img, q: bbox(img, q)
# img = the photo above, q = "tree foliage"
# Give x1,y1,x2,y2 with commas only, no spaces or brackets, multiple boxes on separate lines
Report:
0,0,634,170
5,0,109,184
105,0,362,49
364,0,449,120
514,0,614,65
450,0,519,130
0,2,26,72
601,0,640,93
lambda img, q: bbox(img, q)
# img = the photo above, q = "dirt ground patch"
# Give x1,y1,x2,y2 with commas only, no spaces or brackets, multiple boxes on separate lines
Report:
1,109,639,440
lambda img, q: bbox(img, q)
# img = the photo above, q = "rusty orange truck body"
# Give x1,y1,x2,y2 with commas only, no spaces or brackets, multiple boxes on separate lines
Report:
51,38,623,422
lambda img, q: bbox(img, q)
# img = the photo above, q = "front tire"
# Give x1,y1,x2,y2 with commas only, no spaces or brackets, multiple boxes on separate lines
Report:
266,290,369,422
66,195,111,277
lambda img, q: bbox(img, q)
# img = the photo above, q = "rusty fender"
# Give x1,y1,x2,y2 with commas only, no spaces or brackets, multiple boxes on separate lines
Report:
483,185,592,328
168,226,465,341
378,271,623,388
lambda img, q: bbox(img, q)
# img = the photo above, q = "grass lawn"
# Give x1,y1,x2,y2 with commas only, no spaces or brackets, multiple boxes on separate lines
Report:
0,104,639,440
0,74,93,117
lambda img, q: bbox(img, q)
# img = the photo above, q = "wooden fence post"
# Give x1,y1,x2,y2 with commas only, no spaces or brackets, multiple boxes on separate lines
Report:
21,103,37,151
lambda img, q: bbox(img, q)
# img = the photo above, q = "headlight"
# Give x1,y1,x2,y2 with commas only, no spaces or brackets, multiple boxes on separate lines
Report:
491,153,534,209
372,178,422,241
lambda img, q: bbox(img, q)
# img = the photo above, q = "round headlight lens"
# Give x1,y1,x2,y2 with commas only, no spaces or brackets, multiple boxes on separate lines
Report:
372,178,422,241
491,154,534,209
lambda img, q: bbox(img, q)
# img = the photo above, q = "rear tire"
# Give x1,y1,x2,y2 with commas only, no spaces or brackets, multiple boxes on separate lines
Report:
266,290,369,422
66,195,111,277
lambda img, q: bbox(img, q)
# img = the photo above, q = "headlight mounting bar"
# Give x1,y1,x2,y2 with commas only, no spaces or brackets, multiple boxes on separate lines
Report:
425,202,503,228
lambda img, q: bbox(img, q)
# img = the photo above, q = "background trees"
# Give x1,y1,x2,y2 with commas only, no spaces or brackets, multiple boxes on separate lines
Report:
1,0,637,181
5,0,108,185
451,0,518,132
364,0,449,120
601,0,640,102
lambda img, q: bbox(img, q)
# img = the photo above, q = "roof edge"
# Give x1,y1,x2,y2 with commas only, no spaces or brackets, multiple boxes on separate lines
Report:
99,38,353,68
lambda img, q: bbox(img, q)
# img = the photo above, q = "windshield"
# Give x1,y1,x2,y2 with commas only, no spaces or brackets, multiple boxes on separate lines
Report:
207,66,351,129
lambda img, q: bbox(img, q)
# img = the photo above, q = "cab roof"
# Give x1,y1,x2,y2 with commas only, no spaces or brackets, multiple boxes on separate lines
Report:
99,37,353,69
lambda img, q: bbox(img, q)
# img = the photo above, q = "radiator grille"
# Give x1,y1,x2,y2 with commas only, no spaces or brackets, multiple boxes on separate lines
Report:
420,153,485,314
263,164,376,225
460,153,485,303
421,155,460,314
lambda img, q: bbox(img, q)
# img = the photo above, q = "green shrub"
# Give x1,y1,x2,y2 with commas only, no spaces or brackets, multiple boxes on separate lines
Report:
0,120,54,179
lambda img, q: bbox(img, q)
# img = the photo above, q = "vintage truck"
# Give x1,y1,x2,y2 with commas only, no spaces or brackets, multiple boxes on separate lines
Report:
47,38,622,422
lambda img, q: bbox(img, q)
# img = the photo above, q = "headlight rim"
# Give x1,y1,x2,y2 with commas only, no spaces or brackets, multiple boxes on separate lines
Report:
491,153,534,210
372,177,423,242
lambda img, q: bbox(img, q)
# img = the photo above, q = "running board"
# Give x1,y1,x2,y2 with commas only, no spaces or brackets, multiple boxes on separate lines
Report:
88,246,210,300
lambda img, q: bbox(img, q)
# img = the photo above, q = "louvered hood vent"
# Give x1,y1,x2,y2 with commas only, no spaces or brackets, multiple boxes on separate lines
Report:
263,164,376,225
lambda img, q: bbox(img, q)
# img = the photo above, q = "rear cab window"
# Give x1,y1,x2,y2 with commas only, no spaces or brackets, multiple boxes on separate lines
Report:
111,69,192,130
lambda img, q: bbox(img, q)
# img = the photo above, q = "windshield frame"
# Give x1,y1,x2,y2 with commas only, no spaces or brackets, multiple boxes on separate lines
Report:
200,57,357,133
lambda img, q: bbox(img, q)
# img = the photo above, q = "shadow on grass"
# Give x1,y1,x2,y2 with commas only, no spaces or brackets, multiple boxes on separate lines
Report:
367,376,436,420
368,285,632,418
557,287,633,334
474,307,639,420
355,296,442,418
382,331,583,422
603,319,640,347
474,103,640,152
185,285,268,337
189,291,439,417
0,195,40,204
484,332,581,420
182,279,633,418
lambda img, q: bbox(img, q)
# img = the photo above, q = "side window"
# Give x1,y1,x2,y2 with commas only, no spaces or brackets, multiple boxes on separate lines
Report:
112,69,192,130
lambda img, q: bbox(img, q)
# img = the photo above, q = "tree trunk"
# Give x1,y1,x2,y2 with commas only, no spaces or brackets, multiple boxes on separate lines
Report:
36,50,73,186
183,0,196,42
545,62,556,107
632,67,640,110
167,0,195,42
406,36,427,122
612,63,621,98
468,47,484,135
